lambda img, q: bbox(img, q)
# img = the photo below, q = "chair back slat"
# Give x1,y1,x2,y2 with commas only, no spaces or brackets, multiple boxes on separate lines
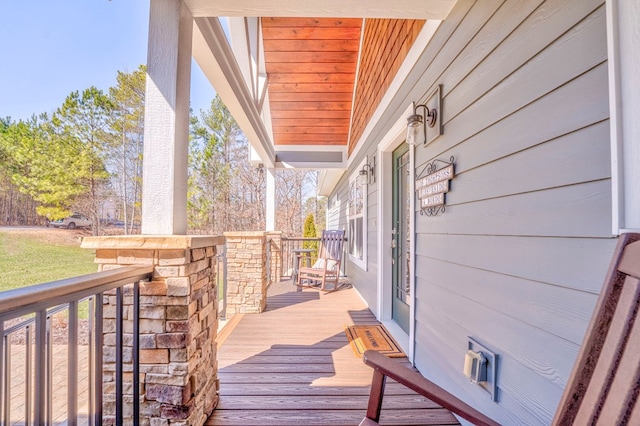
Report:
628,388,640,425
297,229,345,291
597,283,640,424
319,230,345,261
619,240,640,276
573,274,640,424
553,234,640,425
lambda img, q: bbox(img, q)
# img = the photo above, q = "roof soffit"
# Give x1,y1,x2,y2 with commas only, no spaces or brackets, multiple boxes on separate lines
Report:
186,1,458,169
183,0,457,19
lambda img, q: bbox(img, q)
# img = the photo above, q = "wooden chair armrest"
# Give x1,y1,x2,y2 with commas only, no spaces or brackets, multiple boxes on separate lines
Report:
362,350,500,426
300,257,340,271
358,418,379,426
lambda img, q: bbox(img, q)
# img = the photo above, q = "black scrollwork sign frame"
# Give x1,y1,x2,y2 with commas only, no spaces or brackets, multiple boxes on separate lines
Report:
415,156,455,216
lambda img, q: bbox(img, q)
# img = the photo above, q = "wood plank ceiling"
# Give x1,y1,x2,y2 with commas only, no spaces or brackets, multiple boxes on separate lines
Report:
262,18,362,147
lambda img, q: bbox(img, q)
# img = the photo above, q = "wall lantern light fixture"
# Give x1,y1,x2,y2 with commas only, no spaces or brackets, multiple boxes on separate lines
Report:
359,156,376,185
406,102,436,145
256,163,265,179
406,85,443,146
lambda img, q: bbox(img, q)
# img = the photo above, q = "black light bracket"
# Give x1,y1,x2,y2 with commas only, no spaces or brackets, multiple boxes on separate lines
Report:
359,156,376,185
406,85,443,145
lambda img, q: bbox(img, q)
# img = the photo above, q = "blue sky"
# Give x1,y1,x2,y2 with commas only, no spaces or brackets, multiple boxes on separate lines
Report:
0,1,215,122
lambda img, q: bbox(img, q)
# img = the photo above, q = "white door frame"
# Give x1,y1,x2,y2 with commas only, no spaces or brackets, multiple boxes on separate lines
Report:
376,103,416,363
606,0,640,234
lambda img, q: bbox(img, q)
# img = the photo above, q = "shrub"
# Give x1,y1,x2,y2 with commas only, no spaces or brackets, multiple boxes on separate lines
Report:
302,214,318,261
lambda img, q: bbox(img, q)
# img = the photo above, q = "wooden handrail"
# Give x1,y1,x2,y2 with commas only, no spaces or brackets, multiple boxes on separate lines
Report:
362,350,500,426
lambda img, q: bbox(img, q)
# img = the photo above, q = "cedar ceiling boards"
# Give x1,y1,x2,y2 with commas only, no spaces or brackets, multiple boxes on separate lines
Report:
349,19,425,155
262,18,362,147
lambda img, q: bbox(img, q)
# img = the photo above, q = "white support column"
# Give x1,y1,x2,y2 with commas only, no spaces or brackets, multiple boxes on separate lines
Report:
141,0,193,235
608,0,640,233
266,167,276,231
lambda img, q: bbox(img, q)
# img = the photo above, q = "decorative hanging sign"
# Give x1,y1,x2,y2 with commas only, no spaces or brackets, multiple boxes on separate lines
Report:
415,156,455,216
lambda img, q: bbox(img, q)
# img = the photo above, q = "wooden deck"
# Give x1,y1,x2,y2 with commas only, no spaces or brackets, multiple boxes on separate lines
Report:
207,280,459,425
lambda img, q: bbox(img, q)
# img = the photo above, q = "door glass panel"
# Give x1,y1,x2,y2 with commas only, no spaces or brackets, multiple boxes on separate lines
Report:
392,143,411,333
396,150,411,304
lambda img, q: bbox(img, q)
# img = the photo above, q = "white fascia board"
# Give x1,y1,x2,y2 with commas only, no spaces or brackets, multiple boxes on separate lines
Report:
318,169,347,196
249,145,262,166
276,145,348,153
229,17,263,104
184,0,457,20
227,17,253,94
261,91,274,142
275,145,347,169
193,17,276,168
277,162,345,169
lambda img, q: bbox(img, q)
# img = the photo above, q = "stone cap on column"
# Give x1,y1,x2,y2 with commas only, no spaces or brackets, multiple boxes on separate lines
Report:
223,231,267,238
81,235,225,250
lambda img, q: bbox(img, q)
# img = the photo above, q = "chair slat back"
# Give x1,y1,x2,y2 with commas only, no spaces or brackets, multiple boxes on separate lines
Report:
553,233,640,425
319,230,345,261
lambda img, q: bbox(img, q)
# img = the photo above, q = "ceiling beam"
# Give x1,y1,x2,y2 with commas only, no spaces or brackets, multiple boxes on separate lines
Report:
193,17,276,167
184,0,457,19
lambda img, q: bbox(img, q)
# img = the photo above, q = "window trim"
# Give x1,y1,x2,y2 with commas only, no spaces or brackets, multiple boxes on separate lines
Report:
348,158,368,270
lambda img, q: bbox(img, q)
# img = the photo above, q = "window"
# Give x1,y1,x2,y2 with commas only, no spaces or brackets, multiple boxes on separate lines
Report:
348,160,367,270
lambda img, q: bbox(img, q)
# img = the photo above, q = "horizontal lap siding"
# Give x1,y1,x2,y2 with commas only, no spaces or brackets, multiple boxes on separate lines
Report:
361,183,379,306
354,167,380,309
410,0,613,424
329,151,379,309
326,189,344,231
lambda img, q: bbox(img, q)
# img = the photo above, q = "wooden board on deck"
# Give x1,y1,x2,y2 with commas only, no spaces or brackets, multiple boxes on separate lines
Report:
206,282,459,425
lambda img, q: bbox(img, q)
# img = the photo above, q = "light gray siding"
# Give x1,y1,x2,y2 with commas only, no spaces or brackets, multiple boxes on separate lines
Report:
326,188,345,230
330,0,618,423
328,150,380,308
412,0,615,423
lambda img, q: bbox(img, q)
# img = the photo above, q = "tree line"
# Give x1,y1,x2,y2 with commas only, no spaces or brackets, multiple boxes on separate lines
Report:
0,65,323,236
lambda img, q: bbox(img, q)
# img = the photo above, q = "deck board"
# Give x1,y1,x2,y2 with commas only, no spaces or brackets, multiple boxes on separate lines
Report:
206,280,459,425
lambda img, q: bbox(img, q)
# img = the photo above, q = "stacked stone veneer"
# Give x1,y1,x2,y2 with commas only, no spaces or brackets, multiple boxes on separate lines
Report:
266,231,282,285
81,235,224,425
224,232,268,315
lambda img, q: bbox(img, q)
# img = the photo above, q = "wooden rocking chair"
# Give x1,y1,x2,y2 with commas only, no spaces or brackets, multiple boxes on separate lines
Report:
296,229,345,292
361,233,640,426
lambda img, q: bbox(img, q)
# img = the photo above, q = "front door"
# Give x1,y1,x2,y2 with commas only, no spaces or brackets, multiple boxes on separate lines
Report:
391,143,411,334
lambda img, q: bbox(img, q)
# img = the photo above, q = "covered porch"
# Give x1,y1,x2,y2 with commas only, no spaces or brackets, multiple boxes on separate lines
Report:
3,0,640,424
209,279,458,425
0,264,456,425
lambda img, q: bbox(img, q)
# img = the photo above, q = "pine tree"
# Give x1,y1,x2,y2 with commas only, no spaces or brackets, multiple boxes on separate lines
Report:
302,213,318,260
52,87,114,235
188,95,266,233
108,65,146,234
7,115,86,221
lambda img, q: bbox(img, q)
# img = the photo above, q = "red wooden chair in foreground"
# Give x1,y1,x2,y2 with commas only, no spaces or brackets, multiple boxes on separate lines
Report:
297,229,345,292
361,232,640,426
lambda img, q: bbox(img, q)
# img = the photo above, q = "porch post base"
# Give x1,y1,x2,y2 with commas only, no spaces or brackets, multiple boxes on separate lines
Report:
82,235,224,425
224,232,268,315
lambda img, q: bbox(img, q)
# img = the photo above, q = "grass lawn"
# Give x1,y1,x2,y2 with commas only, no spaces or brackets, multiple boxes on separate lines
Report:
0,229,98,292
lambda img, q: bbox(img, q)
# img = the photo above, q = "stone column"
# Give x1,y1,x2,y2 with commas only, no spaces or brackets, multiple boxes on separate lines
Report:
266,231,282,284
81,235,224,425
223,232,267,315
